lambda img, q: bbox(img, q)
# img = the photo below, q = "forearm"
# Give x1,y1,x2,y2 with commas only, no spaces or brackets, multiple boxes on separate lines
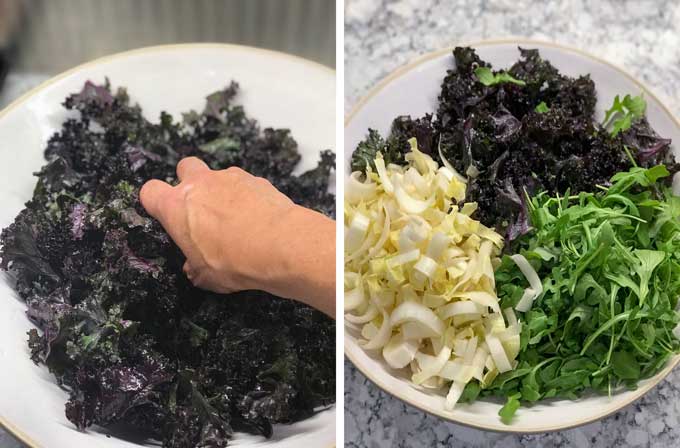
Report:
265,205,336,318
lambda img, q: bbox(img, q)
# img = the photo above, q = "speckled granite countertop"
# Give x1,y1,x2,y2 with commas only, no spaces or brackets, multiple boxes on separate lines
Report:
345,0,680,117
344,1,680,447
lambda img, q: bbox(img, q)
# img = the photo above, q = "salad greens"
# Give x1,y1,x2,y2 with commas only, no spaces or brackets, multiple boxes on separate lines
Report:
474,66,527,87
603,94,647,137
486,165,680,420
351,47,677,239
0,81,335,447
349,46,679,425
534,101,550,113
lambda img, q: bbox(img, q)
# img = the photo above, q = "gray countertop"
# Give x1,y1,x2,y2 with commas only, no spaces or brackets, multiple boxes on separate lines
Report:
344,0,680,447
345,0,680,117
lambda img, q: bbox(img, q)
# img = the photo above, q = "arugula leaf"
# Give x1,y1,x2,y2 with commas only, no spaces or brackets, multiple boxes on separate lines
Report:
602,94,647,137
625,94,646,117
609,165,669,195
633,250,665,305
459,381,481,403
474,66,526,87
611,351,640,380
535,101,550,113
498,394,521,423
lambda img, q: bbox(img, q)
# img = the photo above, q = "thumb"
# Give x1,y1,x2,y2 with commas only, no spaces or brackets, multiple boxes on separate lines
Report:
140,179,174,222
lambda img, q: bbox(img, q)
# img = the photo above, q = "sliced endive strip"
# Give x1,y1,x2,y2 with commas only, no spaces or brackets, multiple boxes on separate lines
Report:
413,345,452,384
510,254,543,312
486,334,512,373
450,291,501,314
374,154,394,194
362,204,391,262
345,302,379,324
346,171,377,203
360,310,392,350
390,301,445,336
383,333,419,368
346,212,370,254
345,284,365,312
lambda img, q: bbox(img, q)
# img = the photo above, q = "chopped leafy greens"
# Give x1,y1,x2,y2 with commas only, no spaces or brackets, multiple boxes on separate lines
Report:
0,80,335,447
348,45,679,425
474,66,527,87
498,393,521,424
350,47,676,240
603,94,647,137
535,101,550,113
490,165,680,420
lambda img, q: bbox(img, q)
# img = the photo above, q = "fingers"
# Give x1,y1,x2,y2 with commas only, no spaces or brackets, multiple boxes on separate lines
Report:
143,157,210,220
177,157,209,181
183,260,195,281
140,179,173,221
183,260,234,294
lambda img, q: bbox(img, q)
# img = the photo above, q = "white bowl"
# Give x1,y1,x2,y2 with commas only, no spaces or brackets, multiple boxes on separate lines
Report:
344,39,680,433
0,44,335,448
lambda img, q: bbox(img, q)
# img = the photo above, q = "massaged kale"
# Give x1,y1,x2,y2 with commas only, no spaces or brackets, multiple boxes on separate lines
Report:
0,81,335,447
350,47,676,240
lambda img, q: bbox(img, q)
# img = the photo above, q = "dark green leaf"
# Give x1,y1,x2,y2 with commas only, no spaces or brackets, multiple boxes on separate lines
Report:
498,394,521,423
611,351,641,380
535,101,550,113
474,66,526,87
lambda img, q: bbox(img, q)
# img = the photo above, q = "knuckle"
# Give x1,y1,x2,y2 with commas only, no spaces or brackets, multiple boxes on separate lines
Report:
178,182,198,202
202,252,224,273
224,166,246,177
141,178,160,193
179,156,200,167
140,179,168,212
176,158,190,171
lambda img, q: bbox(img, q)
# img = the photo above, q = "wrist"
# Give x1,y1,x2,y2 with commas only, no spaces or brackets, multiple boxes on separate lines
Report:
237,204,308,291
260,205,336,316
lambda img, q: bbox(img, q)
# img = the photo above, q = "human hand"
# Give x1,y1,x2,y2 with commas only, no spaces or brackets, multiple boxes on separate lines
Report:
140,157,335,317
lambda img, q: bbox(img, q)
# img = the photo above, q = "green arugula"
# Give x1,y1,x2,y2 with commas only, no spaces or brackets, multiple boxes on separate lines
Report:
474,66,527,87
499,394,521,424
488,165,680,423
602,94,647,137
535,101,550,113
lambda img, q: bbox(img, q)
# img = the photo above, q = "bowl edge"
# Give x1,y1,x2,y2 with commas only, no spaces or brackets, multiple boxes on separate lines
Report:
343,37,680,433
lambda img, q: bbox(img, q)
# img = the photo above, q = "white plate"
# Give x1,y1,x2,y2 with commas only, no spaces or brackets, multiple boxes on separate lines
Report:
0,44,335,448
344,39,680,433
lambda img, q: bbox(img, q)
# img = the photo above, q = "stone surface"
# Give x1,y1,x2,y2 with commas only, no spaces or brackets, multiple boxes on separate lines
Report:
345,0,680,118
344,0,680,447
0,431,21,448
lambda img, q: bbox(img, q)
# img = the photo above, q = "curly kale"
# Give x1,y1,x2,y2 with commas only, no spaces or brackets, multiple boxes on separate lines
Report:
351,47,676,241
349,115,435,174
0,80,335,447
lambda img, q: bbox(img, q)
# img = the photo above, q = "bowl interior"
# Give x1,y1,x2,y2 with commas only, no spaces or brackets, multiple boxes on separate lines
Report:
344,41,680,432
0,45,335,448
